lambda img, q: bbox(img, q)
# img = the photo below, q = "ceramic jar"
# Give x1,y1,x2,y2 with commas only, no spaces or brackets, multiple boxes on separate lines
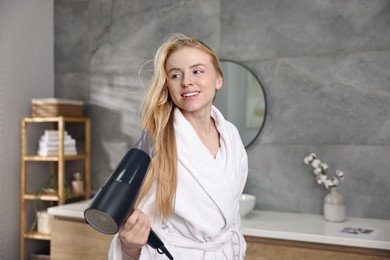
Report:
37,211,54,234
323,187,346,222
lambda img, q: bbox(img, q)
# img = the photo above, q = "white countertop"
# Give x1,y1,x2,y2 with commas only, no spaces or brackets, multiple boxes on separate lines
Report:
242,210,390,251
48,199,89,219
48,201,390,251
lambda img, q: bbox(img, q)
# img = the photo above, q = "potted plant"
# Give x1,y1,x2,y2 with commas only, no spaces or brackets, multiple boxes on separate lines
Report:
30,175,71,233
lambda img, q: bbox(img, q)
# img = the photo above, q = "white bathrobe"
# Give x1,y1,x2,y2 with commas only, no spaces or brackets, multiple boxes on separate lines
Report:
109,106,248,260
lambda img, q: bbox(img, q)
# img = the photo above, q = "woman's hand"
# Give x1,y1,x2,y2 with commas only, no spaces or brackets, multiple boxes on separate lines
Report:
119,209,151,259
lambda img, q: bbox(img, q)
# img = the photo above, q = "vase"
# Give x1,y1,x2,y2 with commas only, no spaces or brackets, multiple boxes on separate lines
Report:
323,187,346,222
37,211,54,234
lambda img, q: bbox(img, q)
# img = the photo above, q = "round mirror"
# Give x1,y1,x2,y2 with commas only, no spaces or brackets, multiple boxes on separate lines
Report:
214,60,267,148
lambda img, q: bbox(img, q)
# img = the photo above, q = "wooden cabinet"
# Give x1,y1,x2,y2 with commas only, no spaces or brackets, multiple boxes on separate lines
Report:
20,116,91,260
245,236,390,260
47,218,390,259
51,217,113,260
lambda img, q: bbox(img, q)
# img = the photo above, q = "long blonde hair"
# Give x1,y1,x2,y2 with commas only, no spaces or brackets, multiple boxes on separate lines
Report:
136,34,223,218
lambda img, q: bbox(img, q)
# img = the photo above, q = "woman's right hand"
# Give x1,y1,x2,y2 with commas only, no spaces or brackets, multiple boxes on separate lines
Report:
119,209,151,259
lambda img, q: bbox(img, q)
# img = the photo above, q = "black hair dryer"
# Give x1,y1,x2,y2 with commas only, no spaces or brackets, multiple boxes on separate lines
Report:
84,129,174,259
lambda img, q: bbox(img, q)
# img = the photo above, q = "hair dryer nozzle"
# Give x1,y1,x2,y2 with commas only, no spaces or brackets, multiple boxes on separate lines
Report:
84,181,139,234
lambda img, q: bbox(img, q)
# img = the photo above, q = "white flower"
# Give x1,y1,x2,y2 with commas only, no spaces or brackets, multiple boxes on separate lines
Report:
303,157,311,165
319,174,327,182
313,167,322,175
304,153,345,189
331,177,340,187
303,153,317,165
324,180,332,189
311,159,321,168
320,163,329,171
336,170,345,180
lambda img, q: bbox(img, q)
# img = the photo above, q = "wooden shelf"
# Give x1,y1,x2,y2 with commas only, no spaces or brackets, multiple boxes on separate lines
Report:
23,116,89,123
23,192,87,201
23,154,88,161
24,231,51,241
24,193,59,201
20,116,91,260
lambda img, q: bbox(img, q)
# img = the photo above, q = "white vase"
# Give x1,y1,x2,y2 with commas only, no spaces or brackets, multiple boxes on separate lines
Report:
37,211,54,234
323,187,346,222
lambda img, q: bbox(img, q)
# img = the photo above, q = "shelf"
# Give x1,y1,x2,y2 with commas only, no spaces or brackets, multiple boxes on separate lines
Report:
23,192,87,201
24,193,59,201
24,231,51,241
23,154,88,161
20,116,91,260
23,116,89,123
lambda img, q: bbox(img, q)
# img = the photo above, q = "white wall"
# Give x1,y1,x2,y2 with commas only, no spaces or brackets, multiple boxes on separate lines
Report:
0,0,54,259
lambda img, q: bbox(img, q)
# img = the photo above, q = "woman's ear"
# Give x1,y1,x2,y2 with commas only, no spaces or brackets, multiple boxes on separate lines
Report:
215,74,223,90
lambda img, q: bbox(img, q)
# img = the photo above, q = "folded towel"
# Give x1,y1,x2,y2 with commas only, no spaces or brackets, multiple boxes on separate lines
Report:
37,147,77,157
40,135,73,142
39,139,76,147
38,145,77,152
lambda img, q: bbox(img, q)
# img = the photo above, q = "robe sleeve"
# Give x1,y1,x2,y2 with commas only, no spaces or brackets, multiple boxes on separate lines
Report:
108,233,122,260
108,184,158,260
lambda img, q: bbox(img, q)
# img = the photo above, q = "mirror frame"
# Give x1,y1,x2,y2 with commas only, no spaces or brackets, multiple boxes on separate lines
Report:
218,59,267,148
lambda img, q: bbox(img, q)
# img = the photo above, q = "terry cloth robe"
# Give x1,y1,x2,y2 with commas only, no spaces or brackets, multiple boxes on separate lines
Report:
108,106,248,260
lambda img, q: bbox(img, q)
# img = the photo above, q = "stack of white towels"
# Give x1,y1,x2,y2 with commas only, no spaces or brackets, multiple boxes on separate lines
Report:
37,130,77,156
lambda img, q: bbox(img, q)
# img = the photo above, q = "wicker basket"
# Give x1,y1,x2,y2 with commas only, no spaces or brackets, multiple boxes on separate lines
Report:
31,98,83,117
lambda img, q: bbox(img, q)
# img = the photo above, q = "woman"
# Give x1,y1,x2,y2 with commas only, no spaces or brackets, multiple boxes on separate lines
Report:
109,34,248,260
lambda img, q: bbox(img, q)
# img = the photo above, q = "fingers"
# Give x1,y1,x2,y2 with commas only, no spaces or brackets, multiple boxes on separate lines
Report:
119,209,151,250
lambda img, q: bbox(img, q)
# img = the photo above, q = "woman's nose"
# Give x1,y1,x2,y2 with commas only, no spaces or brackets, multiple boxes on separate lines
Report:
182,74,193,87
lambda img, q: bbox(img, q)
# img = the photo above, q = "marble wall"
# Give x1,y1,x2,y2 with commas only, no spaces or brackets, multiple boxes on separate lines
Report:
54,0,390,219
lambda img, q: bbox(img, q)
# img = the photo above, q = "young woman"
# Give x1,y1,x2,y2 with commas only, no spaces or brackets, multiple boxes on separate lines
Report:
109,34,248,260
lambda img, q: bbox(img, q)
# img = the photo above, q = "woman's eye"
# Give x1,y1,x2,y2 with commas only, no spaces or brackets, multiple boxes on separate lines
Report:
170,73,182,79
193,70,203,75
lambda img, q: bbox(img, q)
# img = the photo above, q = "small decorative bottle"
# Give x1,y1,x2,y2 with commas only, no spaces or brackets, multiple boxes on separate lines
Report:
72,172,84,195
323,187,346,222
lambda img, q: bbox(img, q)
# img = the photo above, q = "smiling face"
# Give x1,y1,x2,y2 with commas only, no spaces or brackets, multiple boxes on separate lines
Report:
165,47,223,118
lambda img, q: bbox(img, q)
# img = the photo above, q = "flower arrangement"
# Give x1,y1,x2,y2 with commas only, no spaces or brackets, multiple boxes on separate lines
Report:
303,153,345,189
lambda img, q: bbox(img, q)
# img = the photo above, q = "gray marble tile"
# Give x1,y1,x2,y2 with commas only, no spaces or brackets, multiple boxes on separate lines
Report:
55,1,90,72
54,72,90,103
88,0,221,58
221,0,390,60
244,51,390,145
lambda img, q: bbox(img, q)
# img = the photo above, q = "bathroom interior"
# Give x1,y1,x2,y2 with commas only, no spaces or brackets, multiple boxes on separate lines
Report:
1,0,390,259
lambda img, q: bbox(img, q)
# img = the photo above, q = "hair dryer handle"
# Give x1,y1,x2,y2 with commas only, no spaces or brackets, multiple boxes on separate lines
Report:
148,229,174,260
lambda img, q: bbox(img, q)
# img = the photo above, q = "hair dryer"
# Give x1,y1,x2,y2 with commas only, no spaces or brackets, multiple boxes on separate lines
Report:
84,129,174,259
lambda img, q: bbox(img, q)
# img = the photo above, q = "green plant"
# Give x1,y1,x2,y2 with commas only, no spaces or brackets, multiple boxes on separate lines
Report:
30,175,71,231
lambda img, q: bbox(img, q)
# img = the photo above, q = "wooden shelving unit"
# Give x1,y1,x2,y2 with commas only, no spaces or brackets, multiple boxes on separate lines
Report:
20,116,91,260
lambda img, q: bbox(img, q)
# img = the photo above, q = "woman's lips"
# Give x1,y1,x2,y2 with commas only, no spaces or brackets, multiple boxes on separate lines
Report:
182,91,200,97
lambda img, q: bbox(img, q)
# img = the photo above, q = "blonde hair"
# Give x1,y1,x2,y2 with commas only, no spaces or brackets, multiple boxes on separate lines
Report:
136,33,223,218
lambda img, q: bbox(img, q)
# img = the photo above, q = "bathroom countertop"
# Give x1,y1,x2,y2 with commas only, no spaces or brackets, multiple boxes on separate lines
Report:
48,199,90,219
242,210,390,251
48,201,390,251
